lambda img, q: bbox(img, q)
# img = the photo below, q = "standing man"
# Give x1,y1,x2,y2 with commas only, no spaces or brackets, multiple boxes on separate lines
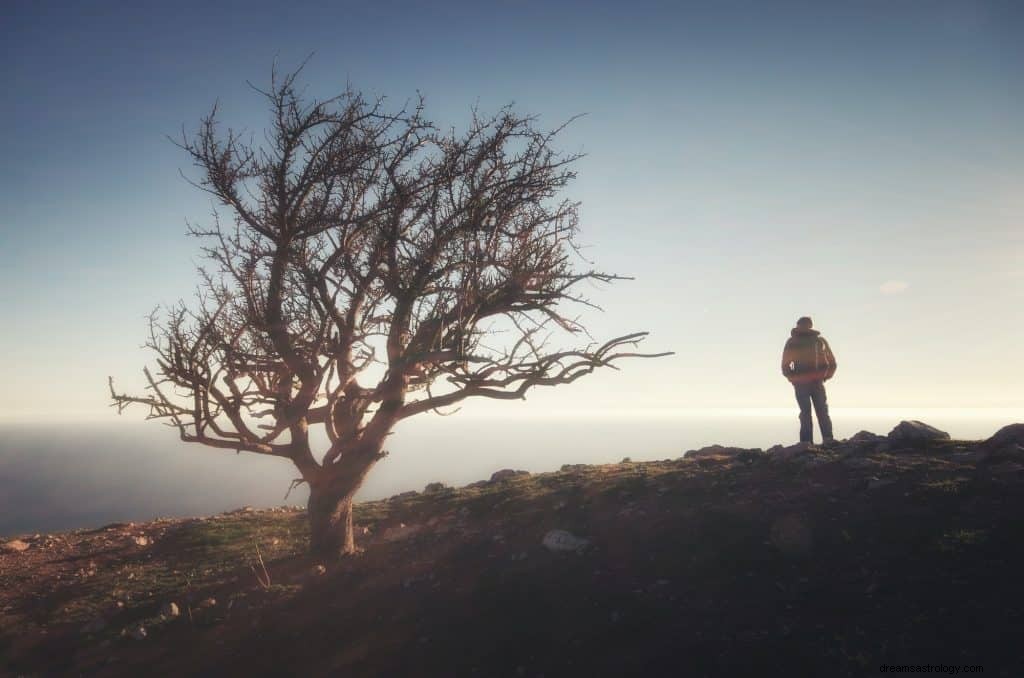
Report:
781,316,837,444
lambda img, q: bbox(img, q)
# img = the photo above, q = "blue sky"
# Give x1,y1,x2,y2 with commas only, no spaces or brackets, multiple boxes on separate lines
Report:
2,0,1022,421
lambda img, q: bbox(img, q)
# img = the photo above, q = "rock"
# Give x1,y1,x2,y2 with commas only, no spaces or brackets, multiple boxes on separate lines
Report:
133,535,151,547
849,430,884,444
490,468,530,483
981,423,1024,451
2,539,31,553
769,442,816,461
887,420,950,442
560,464,589,472
81,616,107,634
393,491,419,500
312,564,327,576
620,457,632,463
197,597,217,609
542,529,590,553
160,602,180,618
423,481,448,493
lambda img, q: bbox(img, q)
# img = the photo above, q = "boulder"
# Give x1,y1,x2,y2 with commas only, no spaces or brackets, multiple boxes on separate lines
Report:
887,420,950,442
423,481,448,494
981,423,1024,451
490,468,530,483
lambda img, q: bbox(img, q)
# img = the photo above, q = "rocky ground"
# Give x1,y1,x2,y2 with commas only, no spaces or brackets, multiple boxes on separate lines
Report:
2,421,1024,677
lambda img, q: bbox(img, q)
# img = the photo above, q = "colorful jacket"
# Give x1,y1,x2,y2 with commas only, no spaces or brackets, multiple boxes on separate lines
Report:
781,328,837,384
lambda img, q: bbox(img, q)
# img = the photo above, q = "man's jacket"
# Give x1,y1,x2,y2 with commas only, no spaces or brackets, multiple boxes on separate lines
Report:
781,328,837,384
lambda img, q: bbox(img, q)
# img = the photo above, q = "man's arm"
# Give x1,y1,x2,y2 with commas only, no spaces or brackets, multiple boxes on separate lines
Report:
821,338,837,380
781,339,795,377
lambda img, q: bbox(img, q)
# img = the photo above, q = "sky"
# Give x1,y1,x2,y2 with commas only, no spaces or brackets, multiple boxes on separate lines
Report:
2,0,1022,425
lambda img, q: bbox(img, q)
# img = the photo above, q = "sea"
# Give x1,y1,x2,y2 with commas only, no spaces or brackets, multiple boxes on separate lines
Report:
1,408,1020,537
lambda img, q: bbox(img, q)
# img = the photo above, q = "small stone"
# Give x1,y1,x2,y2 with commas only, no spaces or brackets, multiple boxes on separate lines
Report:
160,602,180,618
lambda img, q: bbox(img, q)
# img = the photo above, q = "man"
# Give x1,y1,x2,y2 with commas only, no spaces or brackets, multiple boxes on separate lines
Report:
781,316,837,444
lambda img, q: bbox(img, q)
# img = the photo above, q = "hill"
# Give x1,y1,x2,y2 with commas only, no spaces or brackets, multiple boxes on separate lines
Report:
3,422,1024,677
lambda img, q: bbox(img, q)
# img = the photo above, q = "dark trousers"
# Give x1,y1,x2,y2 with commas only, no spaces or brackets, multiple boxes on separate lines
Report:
793,380,833,443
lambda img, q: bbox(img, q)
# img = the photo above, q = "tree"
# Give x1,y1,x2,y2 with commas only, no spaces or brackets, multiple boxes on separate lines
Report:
110,67,670,559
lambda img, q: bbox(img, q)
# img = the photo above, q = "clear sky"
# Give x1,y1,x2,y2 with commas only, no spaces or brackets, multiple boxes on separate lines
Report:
2,0,1022,422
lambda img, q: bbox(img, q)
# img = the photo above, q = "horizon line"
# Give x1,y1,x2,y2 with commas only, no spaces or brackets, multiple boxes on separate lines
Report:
1,406,1022,424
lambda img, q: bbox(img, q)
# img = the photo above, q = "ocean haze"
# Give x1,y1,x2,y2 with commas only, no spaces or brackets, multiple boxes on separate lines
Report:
1,409,1018,537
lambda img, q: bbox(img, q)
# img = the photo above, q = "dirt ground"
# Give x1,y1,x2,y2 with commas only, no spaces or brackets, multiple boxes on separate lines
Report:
3,433,1024,677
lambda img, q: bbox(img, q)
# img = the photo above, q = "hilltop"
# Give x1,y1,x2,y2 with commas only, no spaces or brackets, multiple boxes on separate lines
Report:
3,422,1024,677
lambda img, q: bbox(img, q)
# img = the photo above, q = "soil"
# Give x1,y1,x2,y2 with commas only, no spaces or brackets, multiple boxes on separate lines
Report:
2,432,1024,677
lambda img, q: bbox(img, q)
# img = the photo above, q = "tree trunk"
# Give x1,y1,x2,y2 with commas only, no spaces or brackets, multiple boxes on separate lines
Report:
308,485,357,559
306,447,382,559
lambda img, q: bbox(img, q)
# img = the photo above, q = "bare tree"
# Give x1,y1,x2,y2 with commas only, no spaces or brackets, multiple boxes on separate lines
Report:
110,67,670,559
